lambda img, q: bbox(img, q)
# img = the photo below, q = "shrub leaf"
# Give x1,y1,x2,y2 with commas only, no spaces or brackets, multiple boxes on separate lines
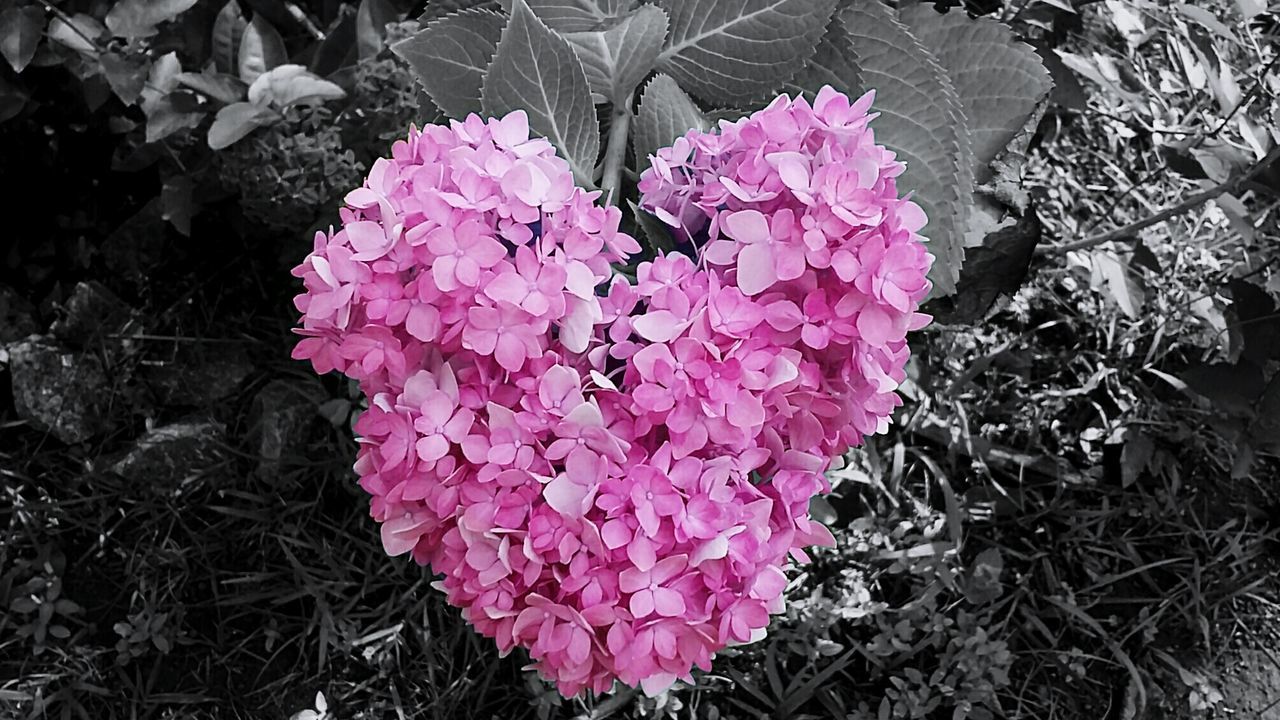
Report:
211,1,248,76
563,4,669,105
106,0,199,39
393,9,505,120
837,3,973,296
0,6,46,73
652,0,837,105
633,73,708,172
899,5,1052,183
482,0,600,186
237,15,288,84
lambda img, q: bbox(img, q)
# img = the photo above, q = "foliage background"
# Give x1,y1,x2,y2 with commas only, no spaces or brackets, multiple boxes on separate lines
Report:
1,0,1279,719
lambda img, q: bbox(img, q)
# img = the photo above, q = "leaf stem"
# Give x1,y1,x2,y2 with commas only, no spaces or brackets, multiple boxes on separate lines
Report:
600,93,633,207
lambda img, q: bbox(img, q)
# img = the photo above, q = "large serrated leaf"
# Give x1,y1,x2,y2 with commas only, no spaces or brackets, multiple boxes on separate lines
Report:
393,9,505,120
782,19,861,102
839,4,973,296
527,0,626,31
482,0,600,186
653,0,837,105
633,73,708,171
899,6,1051,184
563,4,668,105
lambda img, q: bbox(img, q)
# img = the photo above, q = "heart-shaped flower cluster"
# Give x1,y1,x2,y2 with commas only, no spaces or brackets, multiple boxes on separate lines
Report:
291,87,932,697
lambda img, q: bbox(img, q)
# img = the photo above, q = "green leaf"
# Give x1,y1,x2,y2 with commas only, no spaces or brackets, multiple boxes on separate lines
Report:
632,73,706,170
208,101,278,149
393,9,505,120
482,0,600,186
176,71,246,104
248,64,346,108
838,3,972,296
899,5,1052,183
100,52,150,105
653,0,837,105
106,0,199,39
782,19,861,102
48,13,105,55
357,0,399,60
237,15,287,84
0,6,46,73
212,1,247,76
563,4,668,105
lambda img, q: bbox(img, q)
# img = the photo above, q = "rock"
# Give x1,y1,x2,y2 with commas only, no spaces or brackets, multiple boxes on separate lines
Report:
140,344,254,407
50,281,134,349
247,378,324,479
111,419,226,486
8,335,110,443
1220,649,1280,719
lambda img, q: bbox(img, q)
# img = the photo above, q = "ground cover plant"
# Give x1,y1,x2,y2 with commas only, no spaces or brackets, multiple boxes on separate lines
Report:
2,0,1279,718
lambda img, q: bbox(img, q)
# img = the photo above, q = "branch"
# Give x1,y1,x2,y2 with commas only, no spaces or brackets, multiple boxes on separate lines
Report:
1037,144,1280,256
599,92,633,208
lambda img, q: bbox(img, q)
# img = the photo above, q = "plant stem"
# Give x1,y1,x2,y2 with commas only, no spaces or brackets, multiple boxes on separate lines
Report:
1038,144,1280,256
600,93,633,207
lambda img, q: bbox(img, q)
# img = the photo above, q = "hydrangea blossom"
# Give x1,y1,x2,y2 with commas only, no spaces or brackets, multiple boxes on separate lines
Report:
291,87,932,698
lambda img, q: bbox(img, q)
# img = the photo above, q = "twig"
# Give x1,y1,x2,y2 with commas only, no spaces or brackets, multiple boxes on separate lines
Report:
1037,144,1280,256
1079,51,1280,235
599,92,633,208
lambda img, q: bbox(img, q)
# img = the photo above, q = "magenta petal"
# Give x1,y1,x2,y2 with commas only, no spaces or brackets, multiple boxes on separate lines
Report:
736,243,776,296
652,588,686,617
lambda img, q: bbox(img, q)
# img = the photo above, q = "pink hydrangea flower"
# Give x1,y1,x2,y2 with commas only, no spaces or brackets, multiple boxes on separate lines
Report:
291,89,931,698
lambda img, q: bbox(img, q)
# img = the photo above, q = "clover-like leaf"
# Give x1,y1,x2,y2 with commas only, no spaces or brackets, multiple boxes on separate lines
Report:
0,6,46,73
393,9,505,120
482,0,600,186
653,0,836,105
563,4,668,105
237,15,288,84
838,4,973,296
633,73,707,171
899,5,1052,184
106,0,198,39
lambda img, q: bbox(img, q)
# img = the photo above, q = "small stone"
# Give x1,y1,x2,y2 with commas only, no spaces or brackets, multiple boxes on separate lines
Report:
111,419,226,486
50,281,134,349
8,335,110,443
247,378,324,479
140,344,254,407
